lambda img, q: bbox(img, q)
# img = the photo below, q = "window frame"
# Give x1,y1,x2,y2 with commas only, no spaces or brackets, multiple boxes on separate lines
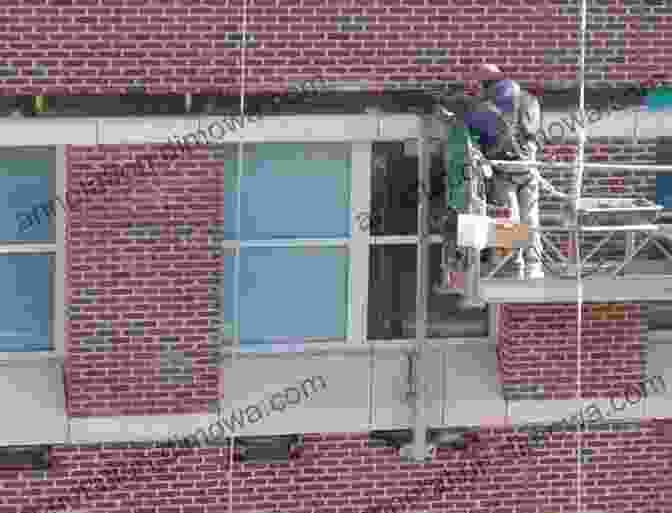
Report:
219,141,371,350
0,145,65,361
366,139,492,342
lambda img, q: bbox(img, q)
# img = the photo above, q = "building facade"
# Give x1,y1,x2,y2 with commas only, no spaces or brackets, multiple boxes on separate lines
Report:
0,1,671,513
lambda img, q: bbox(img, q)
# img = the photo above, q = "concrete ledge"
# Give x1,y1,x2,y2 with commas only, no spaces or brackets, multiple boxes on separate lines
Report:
0,114,419,146
68,413,217,444
0,118,98,146
509,398,645,427
1,108,668,147
0,360,68,445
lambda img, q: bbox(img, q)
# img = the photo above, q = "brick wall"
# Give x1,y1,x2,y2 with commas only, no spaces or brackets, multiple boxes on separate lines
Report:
0,0,668,96
1,421,669,513
540,138,664,262
496,303,647,401
64,144,224,417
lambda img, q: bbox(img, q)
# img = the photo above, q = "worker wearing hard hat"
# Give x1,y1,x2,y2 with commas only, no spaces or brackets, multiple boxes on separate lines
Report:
470,64,569,279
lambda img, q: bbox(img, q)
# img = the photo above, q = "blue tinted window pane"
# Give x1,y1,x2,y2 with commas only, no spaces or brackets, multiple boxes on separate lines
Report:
222,144,351,240
0,159,53,242
237,246,349,350
656,175,672,209
0,255,51,351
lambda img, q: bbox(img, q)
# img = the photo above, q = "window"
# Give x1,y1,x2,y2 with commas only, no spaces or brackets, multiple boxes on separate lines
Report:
0,147,59,353
219,143,353,351
367,141,489,340
217,132,488,352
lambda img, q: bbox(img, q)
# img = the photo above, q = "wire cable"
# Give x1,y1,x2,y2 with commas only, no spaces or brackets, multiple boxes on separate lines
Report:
576,0,587,510
230,0,247,512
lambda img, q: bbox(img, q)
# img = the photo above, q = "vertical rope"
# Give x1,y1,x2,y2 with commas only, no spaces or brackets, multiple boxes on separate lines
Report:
229,434,236,513
230,0,247,511
576,0,587,511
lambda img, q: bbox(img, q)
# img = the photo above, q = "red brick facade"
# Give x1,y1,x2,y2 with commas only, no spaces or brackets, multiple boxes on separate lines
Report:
65,144,223,417
497,303,647,401
0,0,667,96
3,423,671,513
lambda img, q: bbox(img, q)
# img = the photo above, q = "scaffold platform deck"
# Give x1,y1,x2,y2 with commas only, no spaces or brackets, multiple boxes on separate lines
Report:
437,193,672,303
479,262,672,303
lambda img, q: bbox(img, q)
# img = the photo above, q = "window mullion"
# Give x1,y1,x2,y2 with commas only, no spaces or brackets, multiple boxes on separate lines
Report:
350,142,372,345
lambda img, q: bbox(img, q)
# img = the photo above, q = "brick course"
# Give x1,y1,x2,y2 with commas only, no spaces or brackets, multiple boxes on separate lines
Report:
0,423,669,513
0,1,668,95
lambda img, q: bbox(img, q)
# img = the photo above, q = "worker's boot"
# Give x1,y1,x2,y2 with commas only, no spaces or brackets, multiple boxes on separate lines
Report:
511,251,526,280
438,245,466,294
442,268,465,294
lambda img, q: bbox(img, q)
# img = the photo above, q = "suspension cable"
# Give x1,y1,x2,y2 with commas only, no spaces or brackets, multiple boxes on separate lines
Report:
576,0,587,510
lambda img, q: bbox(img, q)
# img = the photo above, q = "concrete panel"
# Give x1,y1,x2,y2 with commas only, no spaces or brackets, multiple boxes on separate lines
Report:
637,110,672,139
228,114,380,142
510,397,644,427
0,359,68,444
69,413,217,444
372,342,442,429
0,118,97,146
510,398,584,425
379,114,422,140
644,342,672,418
219,351,369,435
444,343,506,427
585,107,637,139
100,117,199,145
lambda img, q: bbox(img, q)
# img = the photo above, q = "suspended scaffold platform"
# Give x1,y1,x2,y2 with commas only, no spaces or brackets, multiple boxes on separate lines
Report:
437,160,672,304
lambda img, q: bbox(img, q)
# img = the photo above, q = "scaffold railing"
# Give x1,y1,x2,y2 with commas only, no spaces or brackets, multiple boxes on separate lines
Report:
489,160,672,172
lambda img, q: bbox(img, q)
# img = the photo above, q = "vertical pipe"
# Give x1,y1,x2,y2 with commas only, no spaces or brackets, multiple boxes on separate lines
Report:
412,116,431,461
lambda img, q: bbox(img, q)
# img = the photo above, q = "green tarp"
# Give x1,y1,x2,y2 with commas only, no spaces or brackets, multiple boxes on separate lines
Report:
442,122,479,211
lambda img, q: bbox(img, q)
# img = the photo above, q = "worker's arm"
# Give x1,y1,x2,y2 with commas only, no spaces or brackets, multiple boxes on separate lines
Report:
518,92,547,156
519,93,541,140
